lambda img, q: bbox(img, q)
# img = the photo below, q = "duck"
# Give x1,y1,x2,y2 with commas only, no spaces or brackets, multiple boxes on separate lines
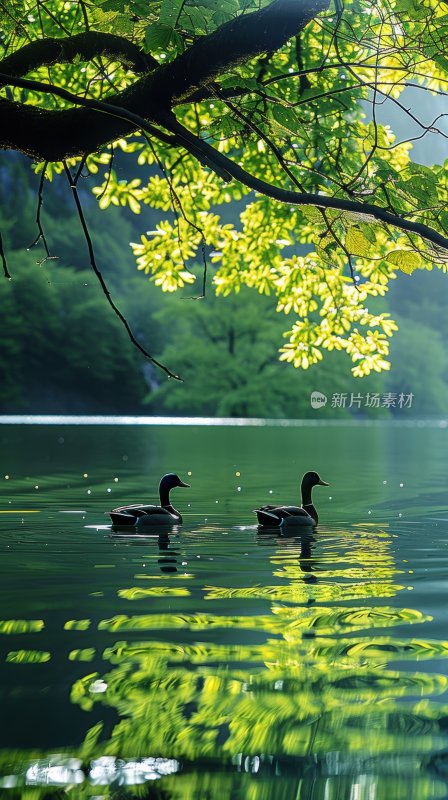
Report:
254,471,329,528
109,473,190,528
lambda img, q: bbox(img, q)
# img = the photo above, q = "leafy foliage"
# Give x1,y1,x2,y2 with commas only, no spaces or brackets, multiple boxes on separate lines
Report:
1,0,448,378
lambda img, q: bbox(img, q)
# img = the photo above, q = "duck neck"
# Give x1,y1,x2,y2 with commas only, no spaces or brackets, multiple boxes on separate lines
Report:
159,481,172,508
301,477,313,507
301,477,318,525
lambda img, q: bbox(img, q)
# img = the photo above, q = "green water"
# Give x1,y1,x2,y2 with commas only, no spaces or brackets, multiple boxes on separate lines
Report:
1,421,448,799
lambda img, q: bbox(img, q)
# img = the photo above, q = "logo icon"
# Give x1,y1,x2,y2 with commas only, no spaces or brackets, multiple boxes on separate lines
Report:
311,391,327,409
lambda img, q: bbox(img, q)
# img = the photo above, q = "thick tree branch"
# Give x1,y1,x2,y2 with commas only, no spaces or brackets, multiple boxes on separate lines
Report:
0,72,234,179
0,31,157,78
160,0,330,103
0,72,176,160
0,0,329,160
2,63,447,254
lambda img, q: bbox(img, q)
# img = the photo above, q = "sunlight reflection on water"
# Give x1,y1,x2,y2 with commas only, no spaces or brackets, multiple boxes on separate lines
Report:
1,414,448,427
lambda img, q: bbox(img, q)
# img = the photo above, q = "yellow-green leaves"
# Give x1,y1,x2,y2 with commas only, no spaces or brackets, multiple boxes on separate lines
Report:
11,0,447,378
131,221,197,292
386,250,424,275
345,227,372,257
93,171,142,213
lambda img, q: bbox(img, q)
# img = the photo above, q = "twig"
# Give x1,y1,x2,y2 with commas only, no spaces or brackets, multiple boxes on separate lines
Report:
28,163,56,263
62,161,182,381
96,146,115,202
199,240,207,298
213,86,307,190
320,209,360,290
78,0,90,31
0,232,11,279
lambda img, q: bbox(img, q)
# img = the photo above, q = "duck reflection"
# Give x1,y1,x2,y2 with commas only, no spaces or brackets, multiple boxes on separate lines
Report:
109,529,181,574
257,528,318,579
157,531,179,574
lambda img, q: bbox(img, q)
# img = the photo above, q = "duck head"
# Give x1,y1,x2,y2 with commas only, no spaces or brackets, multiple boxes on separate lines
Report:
159,473,190,507
301,471,329,506
160,473,190,490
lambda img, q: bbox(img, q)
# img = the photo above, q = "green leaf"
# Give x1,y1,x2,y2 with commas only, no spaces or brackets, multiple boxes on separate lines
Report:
181,6,211,33
145,23,184,53
302,207,324,222
99,0,126,10
345,227,371,257
386,250,422,275
131,0,157,14
271,105,299,135
197,0,239,12
160,0,184,27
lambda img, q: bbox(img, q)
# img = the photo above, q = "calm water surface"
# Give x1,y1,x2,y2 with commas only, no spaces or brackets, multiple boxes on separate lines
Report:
1,421,448,799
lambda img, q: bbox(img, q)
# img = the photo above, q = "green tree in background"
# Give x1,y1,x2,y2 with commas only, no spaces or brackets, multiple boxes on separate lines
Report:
0,250,145,412
149,286,385,417
0,0,447,385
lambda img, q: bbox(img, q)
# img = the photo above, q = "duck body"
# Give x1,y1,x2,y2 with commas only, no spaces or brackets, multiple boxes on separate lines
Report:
109,473,189,529
254,472,328,528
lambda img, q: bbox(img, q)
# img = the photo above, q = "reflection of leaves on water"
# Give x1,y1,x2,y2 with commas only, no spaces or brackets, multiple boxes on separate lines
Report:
69,637,448,762
118,587,191,599
133,573,194,580
97,605,429,637
61,526,448,775
207,532,408,603
64,619,91,631
6,649,50,663
0,619,44,634
204,583,406,602
6,523,448,798
68,648,96,662
272,605,429,634
274,566,404,580
316,637,448,663
97,639,448,680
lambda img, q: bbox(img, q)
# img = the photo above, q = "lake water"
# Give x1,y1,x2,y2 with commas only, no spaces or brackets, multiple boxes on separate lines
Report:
1,420,448,799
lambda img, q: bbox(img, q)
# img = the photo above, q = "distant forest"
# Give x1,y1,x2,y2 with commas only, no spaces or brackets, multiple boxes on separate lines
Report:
1,153,447,418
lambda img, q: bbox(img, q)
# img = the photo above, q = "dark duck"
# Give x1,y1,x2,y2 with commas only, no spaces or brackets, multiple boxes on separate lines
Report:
254,471,329,528
109,473,190,528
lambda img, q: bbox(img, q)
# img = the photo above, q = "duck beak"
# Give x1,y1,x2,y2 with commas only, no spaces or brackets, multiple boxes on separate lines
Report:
318,479,329,486
178,480,190,488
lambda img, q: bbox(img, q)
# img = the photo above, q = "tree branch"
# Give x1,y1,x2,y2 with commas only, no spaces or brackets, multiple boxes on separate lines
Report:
160,0,330,104
0,232,11,279
0,71,176,160
0,72,234,179
163,115,448,254
0,0,329,160
29,162,55,262
0,31,157,78
7,58,445,255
